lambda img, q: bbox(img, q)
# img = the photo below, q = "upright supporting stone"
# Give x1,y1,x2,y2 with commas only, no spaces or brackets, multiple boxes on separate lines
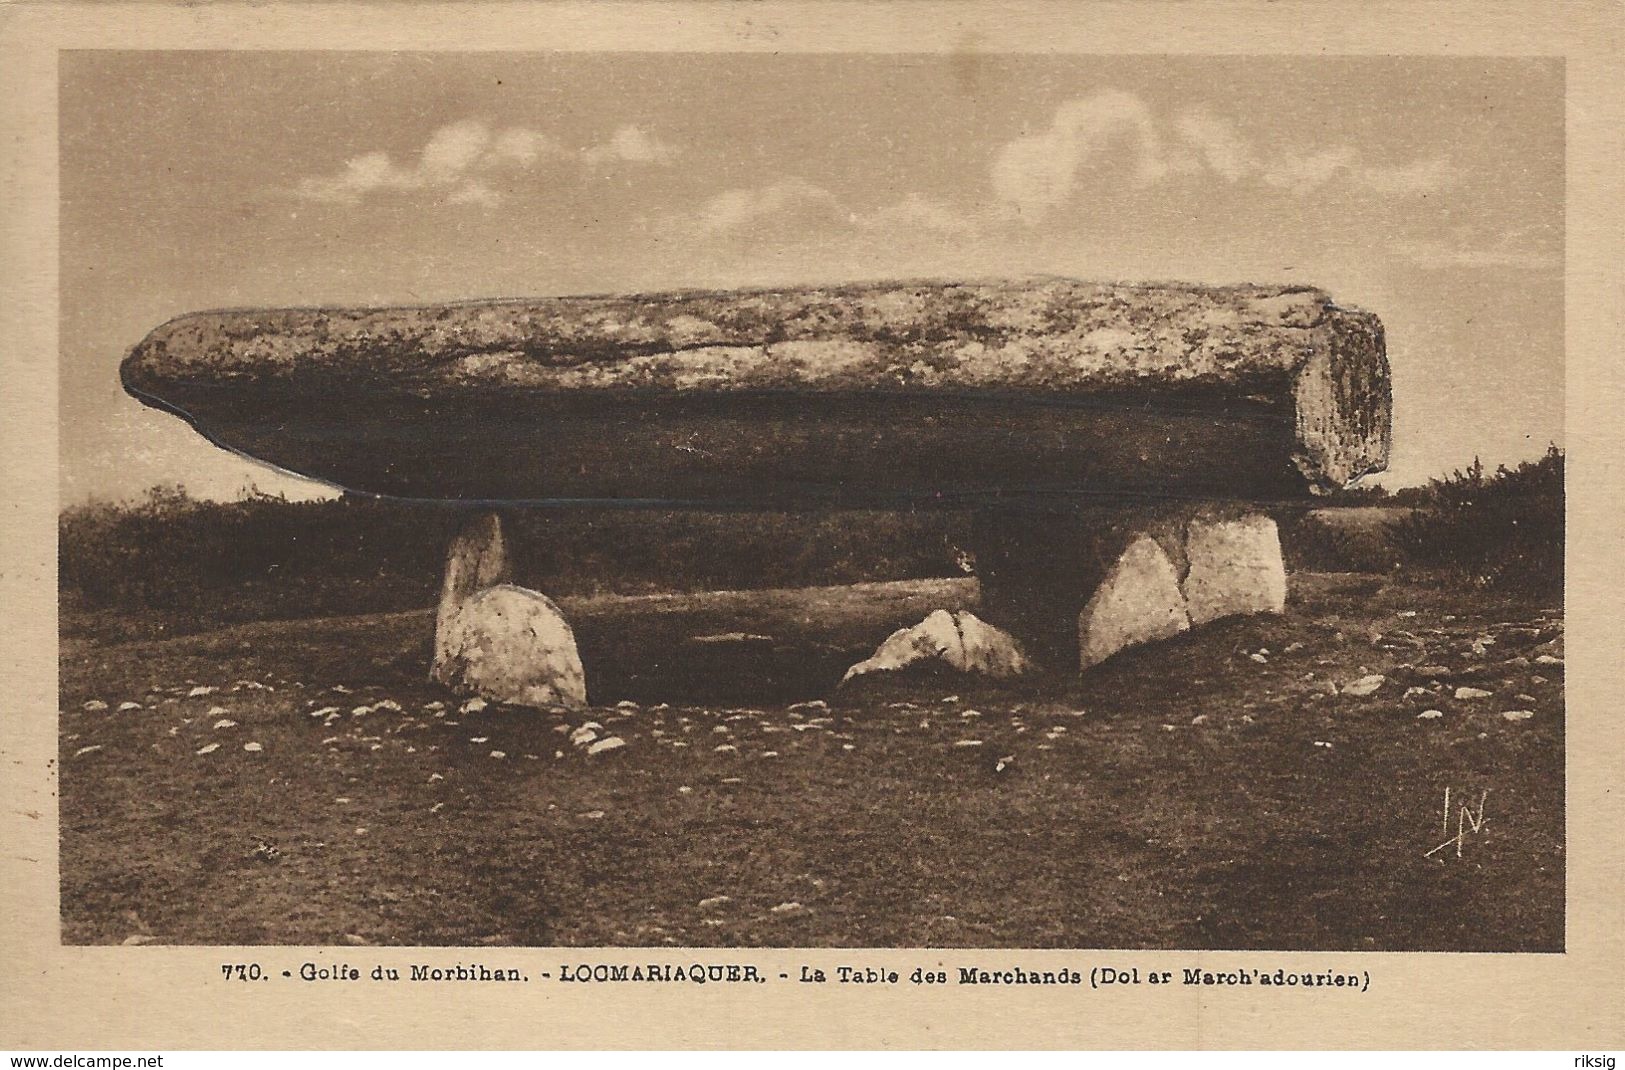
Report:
1182,514,1287,625
432,511,512,681
1078,535,1191,670
971,504,1288,674
432,512,588,709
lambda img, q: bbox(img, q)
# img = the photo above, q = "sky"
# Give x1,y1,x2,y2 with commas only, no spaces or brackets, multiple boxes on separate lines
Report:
59,52,1563,502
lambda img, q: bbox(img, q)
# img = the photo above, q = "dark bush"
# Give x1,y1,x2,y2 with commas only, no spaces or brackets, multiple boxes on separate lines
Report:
1280,508,1406,574
1389,447,1564,599
59,485,970,639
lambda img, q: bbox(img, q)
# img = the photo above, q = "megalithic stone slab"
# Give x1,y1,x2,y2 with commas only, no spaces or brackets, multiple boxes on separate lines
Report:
432,511,512,681
120,278,1390,505
437,584,588,709
1077,535,1192,671
1182,514,1288,625
431,512,588,709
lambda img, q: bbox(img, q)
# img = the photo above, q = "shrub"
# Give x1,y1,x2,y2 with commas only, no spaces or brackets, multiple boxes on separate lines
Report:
59,487,970,638
1389,447,1564,599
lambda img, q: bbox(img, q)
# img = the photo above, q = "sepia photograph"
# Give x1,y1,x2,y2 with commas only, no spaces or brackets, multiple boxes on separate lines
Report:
55,49,1565,955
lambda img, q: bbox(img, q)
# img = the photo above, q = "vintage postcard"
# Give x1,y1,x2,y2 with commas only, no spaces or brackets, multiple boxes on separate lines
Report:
3,0,1622,1053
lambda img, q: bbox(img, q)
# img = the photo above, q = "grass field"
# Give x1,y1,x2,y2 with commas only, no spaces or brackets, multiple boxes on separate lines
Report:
59,571,1563,950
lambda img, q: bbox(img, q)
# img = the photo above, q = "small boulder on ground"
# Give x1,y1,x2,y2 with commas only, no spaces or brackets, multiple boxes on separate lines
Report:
840,609,1032,687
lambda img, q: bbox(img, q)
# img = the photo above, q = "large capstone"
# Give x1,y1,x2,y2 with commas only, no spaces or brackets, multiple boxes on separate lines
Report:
121,279,1390,506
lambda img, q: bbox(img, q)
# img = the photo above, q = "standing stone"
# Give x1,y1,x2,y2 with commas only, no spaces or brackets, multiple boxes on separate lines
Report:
1078,535,1192,670
431,512,587,709
432,512,511,679
435,585,588,708
1182,514,1287,625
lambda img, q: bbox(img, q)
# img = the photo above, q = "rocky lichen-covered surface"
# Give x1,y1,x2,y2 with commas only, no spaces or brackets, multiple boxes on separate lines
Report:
122,278,1390,496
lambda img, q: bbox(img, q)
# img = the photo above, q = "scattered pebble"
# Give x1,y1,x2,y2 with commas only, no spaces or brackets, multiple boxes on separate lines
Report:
489,750,506,759
195,743,220,755
714,744,738,754
1455,687,1493,700
579,810,606,820
699,895,731,909
1342,674,1386,697
1501,710,1535,722
770,901,805,915
1418,710,1444,720
187,686,217,697
213,719,237,730
460,698,488,714
952,739,983,748
587,737,627,756
73,745,103,758
118,701,142,712
82,700,108,711
243,742,263,753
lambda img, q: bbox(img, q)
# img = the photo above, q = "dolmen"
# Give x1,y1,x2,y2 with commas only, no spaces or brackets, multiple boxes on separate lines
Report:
122,278,1391,704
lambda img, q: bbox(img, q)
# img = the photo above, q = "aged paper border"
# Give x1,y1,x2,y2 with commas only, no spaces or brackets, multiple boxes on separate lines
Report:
3,0,1621,1051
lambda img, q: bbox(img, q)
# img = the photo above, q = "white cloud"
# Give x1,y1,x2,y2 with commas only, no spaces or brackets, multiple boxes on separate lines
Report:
584,125,680,166
689,179,848,236
853,193,980,235
990,90,1169,218
677,179,979,240
988,93,1455,217
1174,112,1257,182
1261,145,1359,194
296,119,677,205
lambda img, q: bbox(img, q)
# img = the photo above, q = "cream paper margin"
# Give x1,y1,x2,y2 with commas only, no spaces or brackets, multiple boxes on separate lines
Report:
1,0,1621,1051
